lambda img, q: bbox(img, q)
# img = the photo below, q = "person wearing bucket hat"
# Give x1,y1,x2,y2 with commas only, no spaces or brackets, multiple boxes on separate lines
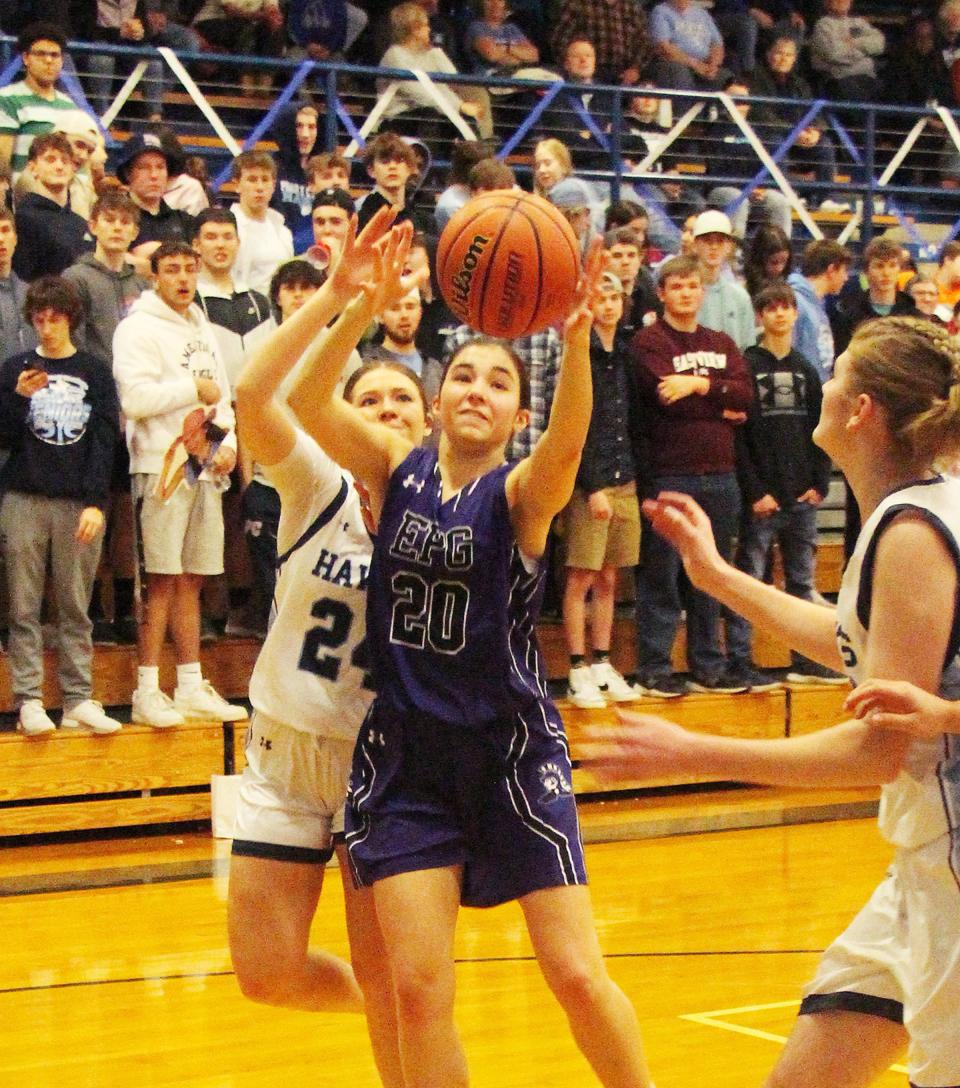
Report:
117,133,196,274
691,209,757,351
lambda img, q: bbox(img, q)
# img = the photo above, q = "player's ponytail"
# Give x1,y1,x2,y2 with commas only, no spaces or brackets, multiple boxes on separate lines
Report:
847,317,960,469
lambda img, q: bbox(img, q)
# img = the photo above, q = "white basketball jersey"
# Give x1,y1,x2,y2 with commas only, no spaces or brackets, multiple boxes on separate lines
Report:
248,432,374,740
836,476,960,850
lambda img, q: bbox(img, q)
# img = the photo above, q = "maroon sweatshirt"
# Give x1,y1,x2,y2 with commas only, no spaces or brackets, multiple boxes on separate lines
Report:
629,320,753,477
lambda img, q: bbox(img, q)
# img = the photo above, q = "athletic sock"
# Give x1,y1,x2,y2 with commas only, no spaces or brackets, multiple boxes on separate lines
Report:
176,662,203,693
137,665,160,692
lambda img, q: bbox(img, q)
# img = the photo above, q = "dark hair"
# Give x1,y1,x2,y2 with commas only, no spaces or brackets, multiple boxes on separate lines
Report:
468,159,515,192
442,337,531,411
603,227,644,251
151,240,199,273
361,133,417,171
306,151,350,181
753,282,797,312
939,240,960,266
343,360,429,416
90,190,141,226
23,276,82,331
18,23,67,54
268,258,325,306
0,207,14,229
862,237,904,268
800,239,853,277
604,199,647,231
193,207,238,237
657,254,702,287
447,139,493,185
27,132,73,163
744,224,793,299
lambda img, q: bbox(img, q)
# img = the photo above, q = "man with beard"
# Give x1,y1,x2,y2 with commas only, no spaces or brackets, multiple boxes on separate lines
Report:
362,285,425,382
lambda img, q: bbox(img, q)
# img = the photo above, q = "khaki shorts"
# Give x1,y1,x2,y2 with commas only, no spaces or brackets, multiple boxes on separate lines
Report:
232,711,356,863
564,482,640,571
133,474,224,576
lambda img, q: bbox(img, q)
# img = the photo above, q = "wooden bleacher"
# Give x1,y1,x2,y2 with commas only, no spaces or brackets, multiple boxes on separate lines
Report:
0,538,858,840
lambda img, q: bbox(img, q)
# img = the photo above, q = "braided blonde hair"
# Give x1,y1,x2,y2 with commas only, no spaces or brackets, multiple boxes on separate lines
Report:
846,316,960,469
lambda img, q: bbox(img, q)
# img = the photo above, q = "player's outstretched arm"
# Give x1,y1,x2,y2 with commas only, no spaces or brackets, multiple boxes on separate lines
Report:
288,223,425,503
507,239,604,557
643,491,843,669
846,681,960,737
235,206,397,468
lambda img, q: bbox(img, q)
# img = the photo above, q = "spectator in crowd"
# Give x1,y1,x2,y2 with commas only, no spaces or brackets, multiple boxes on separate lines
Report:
12,133,89,282
306,150,352,194
118,132,196,275
302,187,356,269
15,110,102,221
935,239,960,310
63,191,145,647
75,0,165,122
743,223,793,301
0,210,35,362
691,210,756,350
552,0,653,85
630,255,753,697
648,0,731,92
786,237,851,382
147,126,209,217
703,78,793,239
0,23,78,177
606,191,682,262
433,138,493,232
727,282,843,690
710,0,806,75
361,284,440,398
272,103,321,254
0,276,121,735
905,271,946,321
112,241,243,728
604,227,660,332
547,176,597,256
831,236,918,358
378,1,491,141
532,137,596,226
355,133,421,231
466,0,544,83
809,0,885,103
367,0,464,69
540,38,614,171
468,157,516,193
145,0,204,54
193,208,273,396
286,0,369,62
563,270,641,709
229,151,294,300
192,0,285,95
749,34,851,213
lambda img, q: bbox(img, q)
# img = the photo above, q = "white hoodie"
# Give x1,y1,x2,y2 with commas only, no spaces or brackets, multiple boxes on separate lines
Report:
112,290,236,476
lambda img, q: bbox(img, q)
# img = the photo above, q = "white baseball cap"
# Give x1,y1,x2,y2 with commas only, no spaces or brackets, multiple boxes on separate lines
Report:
692,209,735,238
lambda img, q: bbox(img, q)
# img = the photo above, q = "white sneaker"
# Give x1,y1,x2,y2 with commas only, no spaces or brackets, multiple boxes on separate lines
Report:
132,687,185,729
17,699,56,735
566,665,606,709
590,660,640,703
174,680,247,722
818,198,852,214
61,699,123,735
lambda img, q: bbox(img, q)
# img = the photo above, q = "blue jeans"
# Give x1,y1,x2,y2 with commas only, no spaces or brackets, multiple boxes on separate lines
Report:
726,499,818,668
636,472,741,678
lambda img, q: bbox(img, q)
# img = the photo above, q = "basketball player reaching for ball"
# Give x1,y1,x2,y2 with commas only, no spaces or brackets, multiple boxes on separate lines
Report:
287,238,653,1088
589,317,960,1088
228,210,428,1088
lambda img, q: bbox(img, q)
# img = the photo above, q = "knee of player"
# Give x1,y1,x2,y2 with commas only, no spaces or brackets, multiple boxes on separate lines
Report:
390,959,456,1024
231,951,297,1006
540,957,610,1012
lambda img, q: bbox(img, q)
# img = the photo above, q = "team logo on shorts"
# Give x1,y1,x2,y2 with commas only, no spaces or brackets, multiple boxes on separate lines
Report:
537,761,572,804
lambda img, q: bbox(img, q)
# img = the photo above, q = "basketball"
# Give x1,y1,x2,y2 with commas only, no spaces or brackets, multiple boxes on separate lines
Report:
436,190,582,339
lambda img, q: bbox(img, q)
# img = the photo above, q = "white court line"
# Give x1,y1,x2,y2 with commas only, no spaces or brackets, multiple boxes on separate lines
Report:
680,1001,909,1076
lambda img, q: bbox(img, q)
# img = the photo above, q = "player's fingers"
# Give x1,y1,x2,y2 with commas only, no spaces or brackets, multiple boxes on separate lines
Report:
864,711,916,733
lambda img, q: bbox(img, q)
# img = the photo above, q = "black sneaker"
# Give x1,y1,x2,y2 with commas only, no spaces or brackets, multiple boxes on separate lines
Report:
92,619,118,646
636,672,688,698
725,664,782,693
688,670,749,694
786,662,849,686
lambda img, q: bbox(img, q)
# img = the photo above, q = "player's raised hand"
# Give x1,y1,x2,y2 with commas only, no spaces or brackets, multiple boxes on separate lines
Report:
327,206,399,301
845,680,959,737
642,492,727,591
579,711,697,783
359,222,427,314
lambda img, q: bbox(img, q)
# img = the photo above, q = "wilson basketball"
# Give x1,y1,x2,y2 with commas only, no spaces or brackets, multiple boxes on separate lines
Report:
436,190,582,339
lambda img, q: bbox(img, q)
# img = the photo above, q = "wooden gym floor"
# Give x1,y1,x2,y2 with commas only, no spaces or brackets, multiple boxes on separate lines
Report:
0,815,908,1088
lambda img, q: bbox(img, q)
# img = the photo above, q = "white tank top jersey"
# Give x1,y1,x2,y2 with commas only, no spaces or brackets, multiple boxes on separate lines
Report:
247,431,375,740
835,476,960,851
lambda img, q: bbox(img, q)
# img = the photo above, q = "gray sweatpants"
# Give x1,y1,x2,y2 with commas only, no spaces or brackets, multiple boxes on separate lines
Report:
0,492,103,709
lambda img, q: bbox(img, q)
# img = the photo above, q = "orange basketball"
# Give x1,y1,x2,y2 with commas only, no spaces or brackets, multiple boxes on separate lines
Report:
436,190,582,339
